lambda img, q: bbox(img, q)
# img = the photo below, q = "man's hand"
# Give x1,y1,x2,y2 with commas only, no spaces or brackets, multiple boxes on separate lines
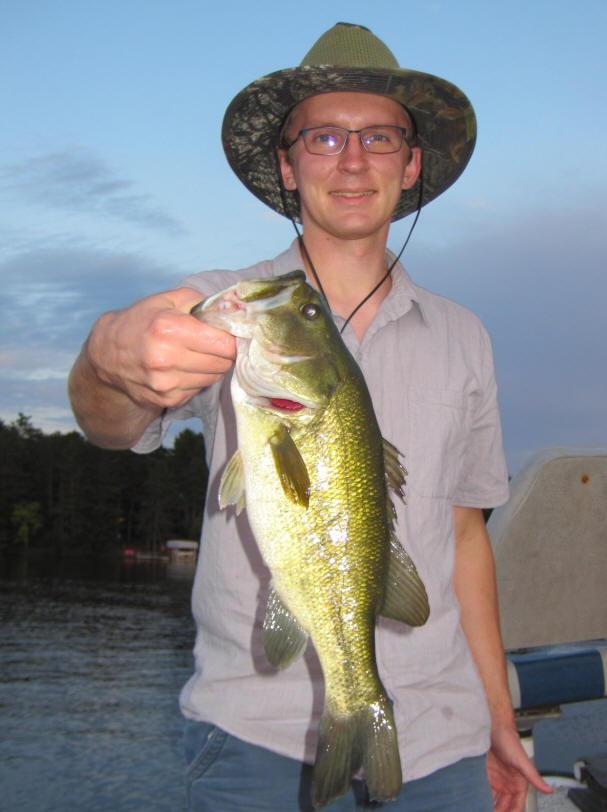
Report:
452,507,553,811
87,287,236,409
487,725,552,812
68,287,236,449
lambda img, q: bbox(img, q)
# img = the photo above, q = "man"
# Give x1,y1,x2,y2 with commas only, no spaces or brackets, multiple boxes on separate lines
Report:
69,22,552,812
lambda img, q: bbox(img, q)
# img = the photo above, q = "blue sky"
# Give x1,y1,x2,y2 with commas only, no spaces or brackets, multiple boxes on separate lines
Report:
1,0,606,474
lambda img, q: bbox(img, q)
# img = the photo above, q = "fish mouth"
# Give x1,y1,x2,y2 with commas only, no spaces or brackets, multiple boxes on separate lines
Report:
191,272,306,338
191,287,251,336
192,272,324,416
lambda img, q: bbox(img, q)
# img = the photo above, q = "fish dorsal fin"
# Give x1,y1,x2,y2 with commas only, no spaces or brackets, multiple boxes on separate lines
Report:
262,585,309,668
382,437,406,502
269,424,310,508
380,533,430,627
218,450,246,515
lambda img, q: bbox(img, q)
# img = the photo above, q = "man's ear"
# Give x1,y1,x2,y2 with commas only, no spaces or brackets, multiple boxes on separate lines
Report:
402,146,422,190
277,149,297,191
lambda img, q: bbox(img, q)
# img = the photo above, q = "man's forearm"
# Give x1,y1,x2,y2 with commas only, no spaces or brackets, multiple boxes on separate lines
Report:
452,506,515,728
68,339,161,450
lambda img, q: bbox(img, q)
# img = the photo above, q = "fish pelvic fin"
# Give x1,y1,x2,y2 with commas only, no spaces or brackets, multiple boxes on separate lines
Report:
311,696,402,809
269,424,310,507
380,531,430,627
262,585,308,668
218,450,246,515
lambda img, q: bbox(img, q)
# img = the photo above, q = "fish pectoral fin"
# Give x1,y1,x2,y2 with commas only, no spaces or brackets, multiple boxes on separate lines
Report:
382,437,406,503
380,532,430,627
262,586,308,669
218,450,246,515
268,424,310,507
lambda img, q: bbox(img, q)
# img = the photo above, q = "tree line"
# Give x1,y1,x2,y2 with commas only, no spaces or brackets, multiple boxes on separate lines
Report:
0,414,208,563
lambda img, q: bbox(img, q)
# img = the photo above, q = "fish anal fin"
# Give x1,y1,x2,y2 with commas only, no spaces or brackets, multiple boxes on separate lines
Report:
218,450,246,515
269,424,310,507
262,586,308,669
380,533,430,627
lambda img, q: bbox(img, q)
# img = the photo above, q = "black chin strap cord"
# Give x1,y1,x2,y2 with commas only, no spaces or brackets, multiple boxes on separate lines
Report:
290,171,424,335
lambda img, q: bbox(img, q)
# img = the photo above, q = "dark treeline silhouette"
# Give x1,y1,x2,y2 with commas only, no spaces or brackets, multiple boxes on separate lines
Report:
1,414,208,562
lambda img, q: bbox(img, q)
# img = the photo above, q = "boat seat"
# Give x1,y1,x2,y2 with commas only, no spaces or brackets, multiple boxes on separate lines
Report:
506,641,607,712
488,447,607,651
487,449,607,811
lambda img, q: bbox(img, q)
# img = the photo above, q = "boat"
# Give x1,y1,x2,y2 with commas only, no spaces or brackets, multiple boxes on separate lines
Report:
488,448,607,812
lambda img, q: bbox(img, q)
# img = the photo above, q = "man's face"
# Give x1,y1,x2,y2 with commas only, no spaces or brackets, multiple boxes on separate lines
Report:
278,92,421,242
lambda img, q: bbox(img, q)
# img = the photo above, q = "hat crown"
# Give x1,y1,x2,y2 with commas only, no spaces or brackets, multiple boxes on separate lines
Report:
300,22,400,70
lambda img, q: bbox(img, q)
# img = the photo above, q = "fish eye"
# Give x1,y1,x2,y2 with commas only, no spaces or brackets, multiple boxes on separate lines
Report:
300,302,320,320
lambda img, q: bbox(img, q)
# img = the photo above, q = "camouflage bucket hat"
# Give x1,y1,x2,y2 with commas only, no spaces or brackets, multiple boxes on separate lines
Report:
222,22,477,223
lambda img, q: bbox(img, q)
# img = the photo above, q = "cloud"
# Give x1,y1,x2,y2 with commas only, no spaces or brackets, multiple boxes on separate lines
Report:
406,193,607,474
0,246,185,435
2,148,185,235
0,246,182,343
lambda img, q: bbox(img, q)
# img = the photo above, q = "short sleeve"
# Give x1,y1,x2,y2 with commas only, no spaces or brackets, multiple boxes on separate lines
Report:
452,327,510,508
131,381,222,460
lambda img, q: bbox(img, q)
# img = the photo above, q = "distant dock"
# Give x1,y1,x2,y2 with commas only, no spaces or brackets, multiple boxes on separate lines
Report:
165,539,199,576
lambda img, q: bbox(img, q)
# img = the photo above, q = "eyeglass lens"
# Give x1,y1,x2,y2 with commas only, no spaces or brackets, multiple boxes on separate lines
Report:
301,126,405,155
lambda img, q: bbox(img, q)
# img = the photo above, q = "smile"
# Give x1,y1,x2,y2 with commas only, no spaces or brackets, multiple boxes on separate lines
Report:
330,190,375,198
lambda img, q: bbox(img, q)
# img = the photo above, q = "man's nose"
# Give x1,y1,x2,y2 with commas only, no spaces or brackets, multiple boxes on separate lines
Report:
337,132,368,168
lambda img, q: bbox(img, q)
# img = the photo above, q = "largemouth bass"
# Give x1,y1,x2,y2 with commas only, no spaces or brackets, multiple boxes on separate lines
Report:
191,270,429,809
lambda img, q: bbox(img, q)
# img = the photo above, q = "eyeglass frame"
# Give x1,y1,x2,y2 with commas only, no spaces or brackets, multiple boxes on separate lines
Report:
283,125,409,156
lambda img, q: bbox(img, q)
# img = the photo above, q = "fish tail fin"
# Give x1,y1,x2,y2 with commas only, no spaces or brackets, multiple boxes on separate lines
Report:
311,710,360,809
360,695,402,803
310,695,402,809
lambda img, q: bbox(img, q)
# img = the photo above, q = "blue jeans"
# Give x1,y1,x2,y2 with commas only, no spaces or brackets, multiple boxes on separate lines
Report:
184,720,493,811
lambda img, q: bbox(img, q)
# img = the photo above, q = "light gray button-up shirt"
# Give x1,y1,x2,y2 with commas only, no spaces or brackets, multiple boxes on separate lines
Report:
134,240,509,782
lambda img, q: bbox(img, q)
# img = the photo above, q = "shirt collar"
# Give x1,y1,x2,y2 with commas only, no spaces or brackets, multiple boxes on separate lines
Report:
383,249,429,326
275,239,428,328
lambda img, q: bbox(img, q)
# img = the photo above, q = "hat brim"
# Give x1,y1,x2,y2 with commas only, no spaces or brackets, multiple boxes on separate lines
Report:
222,65,477,222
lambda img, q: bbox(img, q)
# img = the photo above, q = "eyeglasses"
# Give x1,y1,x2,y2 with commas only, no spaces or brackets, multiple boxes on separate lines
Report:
285,125,408,156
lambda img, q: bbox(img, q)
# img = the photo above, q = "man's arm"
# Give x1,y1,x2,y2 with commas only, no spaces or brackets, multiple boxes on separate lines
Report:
68,287,236,449
452,506,552,812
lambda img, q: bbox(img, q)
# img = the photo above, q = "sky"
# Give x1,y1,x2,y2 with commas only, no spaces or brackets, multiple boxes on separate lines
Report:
1,0,606,475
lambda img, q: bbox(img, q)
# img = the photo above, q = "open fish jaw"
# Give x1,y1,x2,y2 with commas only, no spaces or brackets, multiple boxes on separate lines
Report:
191,270,305,336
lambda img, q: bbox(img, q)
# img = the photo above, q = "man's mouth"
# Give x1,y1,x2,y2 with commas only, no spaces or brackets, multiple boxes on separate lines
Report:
330,190,375,199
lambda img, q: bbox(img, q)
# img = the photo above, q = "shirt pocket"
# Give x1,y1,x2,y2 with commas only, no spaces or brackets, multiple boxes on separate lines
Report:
406,386,469,499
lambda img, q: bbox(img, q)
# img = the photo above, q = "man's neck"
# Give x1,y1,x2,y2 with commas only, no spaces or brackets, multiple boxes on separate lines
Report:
297,229,393,340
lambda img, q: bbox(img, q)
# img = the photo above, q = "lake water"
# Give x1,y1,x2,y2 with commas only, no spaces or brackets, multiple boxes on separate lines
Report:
2,557,606,811
0,557,195,811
